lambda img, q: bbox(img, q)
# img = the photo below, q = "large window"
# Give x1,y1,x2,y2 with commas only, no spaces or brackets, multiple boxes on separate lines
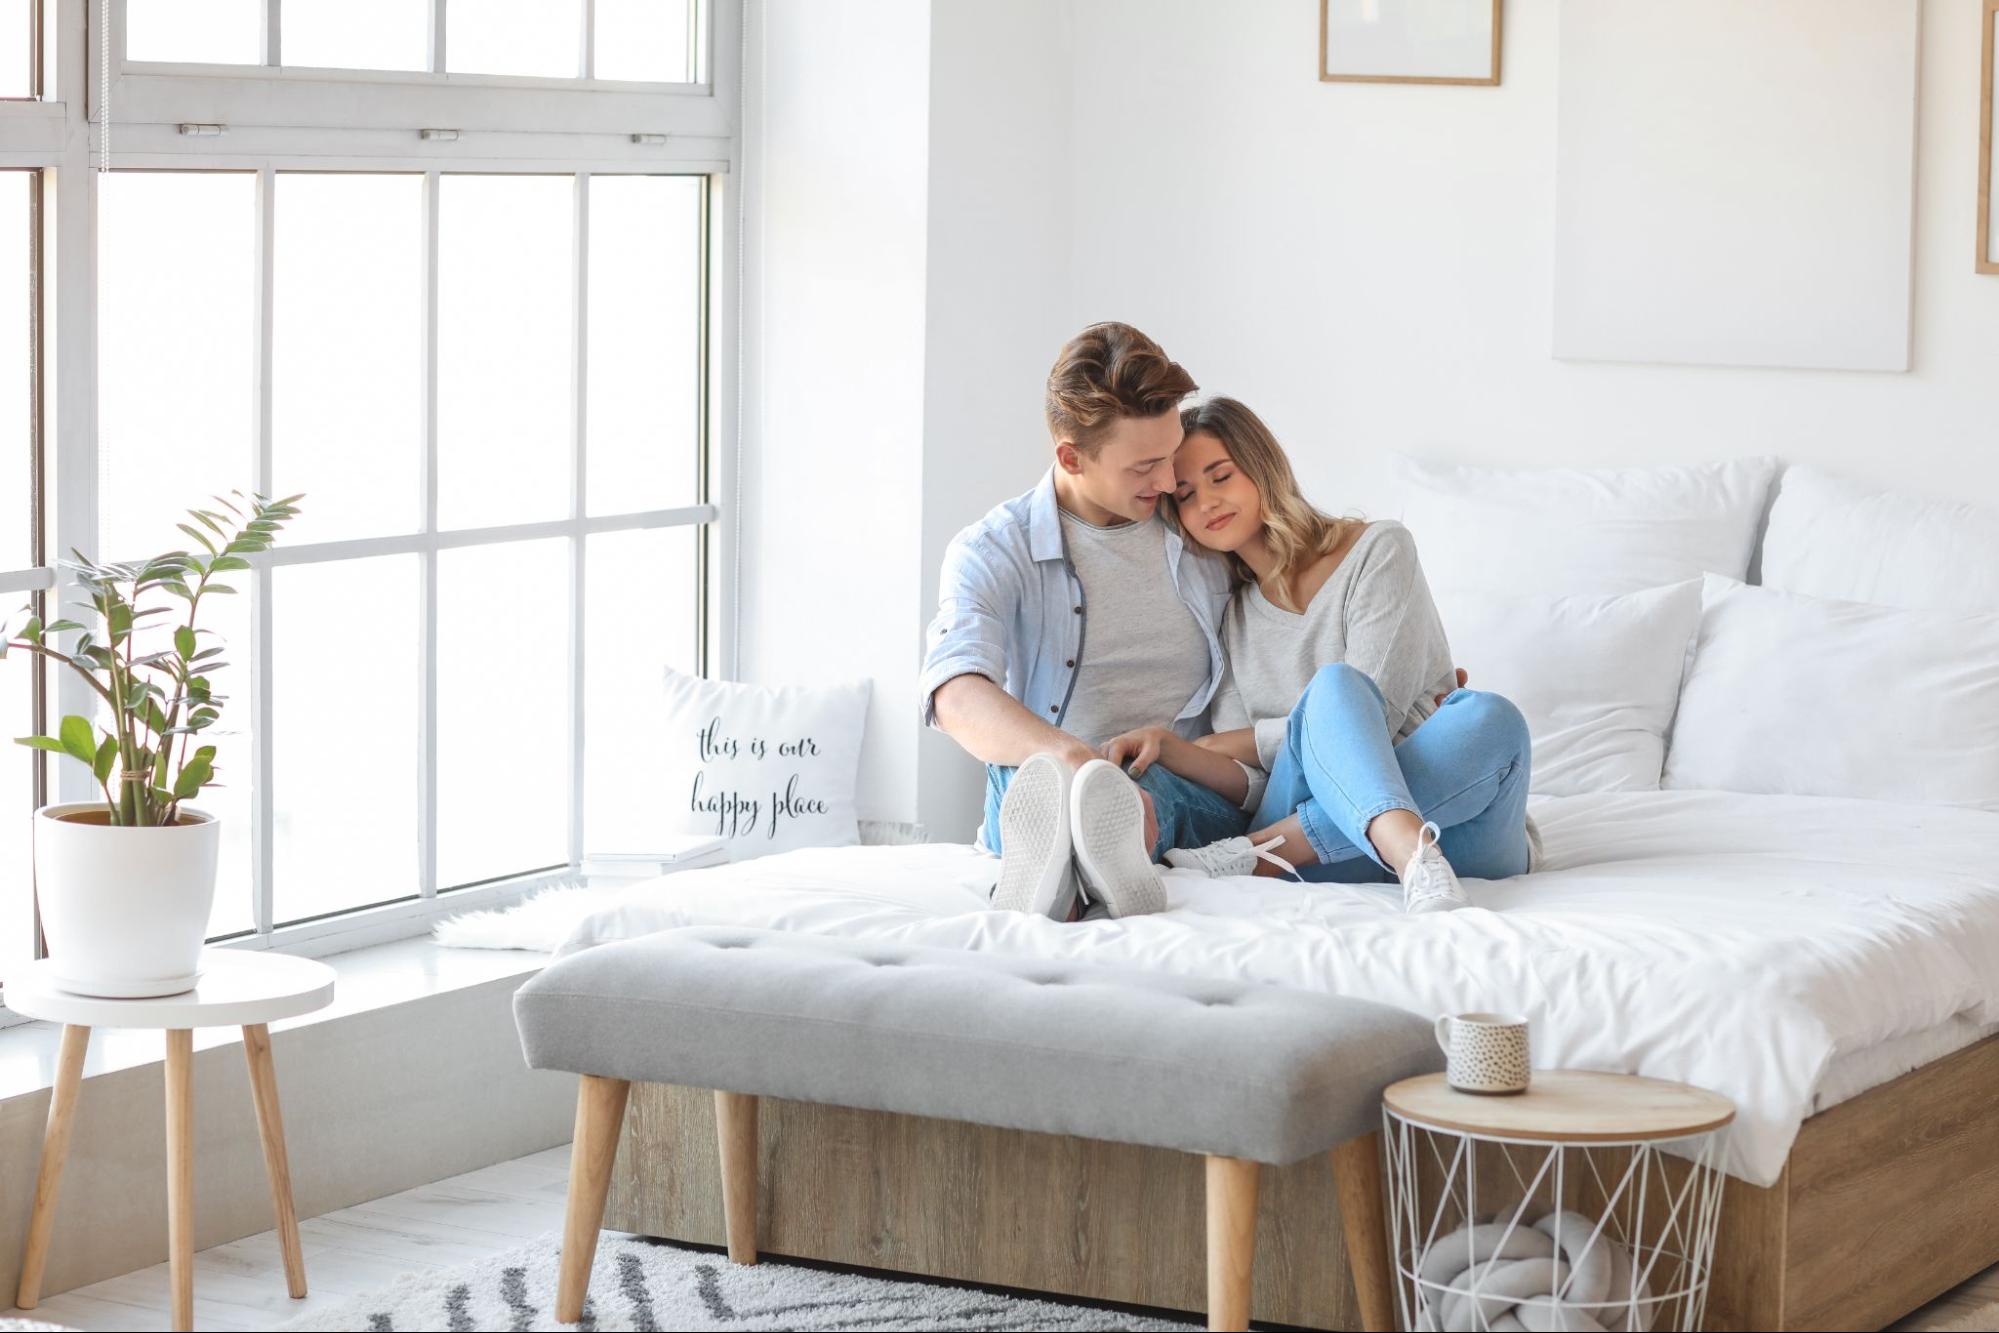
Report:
0,0,735,972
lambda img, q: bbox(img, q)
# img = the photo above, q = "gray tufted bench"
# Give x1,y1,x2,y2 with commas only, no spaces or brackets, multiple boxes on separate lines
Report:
514,926,1442,1332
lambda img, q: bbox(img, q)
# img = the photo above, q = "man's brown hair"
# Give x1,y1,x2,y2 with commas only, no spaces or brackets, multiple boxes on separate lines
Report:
1045,322,1197,454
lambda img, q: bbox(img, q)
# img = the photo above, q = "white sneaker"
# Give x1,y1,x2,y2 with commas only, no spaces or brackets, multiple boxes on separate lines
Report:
1165,835,1297,880
1400,821,1469,914
991,753,1082,921
1067,759,1165,918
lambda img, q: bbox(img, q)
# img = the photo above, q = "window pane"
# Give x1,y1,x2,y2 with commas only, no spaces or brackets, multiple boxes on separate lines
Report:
274,174,422,544
595,0,692,83
282,0,428,71
437,538,567,886
0,657,31,980
447,0,581,78
0,0,32,98
583,526,697,853
273,555,419,923
0,171,28,567
587,176,701,515
98,172,257,562
126,0,263,65
438,175,572,530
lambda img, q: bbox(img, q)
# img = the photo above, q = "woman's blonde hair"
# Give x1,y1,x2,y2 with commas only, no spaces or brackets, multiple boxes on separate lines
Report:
1173,397,1354,596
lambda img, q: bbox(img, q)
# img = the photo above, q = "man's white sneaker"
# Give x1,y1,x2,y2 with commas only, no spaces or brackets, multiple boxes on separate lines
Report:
991,752,1081,921
1400,820,1469,914
1068,759,1166,918
1165,835,1297,880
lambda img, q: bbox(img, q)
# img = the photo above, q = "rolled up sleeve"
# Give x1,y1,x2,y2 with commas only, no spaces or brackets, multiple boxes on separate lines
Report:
919,530,1018,728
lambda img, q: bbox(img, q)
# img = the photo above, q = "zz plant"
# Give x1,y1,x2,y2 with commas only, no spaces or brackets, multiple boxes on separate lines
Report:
1,491,300,827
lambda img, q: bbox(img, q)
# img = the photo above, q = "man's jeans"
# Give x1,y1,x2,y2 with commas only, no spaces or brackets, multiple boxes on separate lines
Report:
983,760,1248,862
1255,664,1532,884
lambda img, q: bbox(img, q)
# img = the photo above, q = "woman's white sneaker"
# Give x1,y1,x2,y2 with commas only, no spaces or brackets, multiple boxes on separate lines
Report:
1400,820,1469,914
1165,835,1297,880
1068,759,1165,918
991,752,1081,920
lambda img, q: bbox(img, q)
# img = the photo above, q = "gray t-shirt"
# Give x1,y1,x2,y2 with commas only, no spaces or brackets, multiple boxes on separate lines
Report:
1213,520,1458,772
1057,510,1210,748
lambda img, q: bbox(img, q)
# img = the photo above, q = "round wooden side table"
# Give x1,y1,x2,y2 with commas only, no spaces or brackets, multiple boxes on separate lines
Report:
7,949,336,1333
1381,1070,1736,1332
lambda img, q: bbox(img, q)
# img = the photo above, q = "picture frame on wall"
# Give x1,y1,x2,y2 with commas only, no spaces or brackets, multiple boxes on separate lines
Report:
1980,0,1996,274
1320,0,1502,86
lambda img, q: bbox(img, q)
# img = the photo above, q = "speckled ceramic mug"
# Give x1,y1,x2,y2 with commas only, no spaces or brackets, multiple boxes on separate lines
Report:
1435,1012,1531,1095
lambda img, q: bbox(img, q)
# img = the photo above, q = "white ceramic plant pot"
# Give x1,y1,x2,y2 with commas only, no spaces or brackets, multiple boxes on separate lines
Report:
32,802,220,998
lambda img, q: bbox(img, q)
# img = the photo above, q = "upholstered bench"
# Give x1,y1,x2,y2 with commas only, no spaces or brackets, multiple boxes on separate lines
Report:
514,926,1442,1332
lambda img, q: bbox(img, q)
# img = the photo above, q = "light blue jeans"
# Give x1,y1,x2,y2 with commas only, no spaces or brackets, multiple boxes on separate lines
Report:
983,761,1249,861
1254,664,1532,884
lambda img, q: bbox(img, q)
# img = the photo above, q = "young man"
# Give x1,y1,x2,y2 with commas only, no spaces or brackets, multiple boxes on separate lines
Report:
919,322,1250,921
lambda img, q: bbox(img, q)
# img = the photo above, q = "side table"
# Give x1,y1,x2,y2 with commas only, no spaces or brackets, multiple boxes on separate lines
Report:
1381,1070,1736,1331
8,949,336,1333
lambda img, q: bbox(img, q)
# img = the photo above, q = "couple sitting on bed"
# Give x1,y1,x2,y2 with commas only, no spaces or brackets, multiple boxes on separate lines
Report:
919,322,1537,923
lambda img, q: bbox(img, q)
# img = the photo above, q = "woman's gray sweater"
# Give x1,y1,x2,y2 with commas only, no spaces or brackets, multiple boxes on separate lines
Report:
1211,520,1458,774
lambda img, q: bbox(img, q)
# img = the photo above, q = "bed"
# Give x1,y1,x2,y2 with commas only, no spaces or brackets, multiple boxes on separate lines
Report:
561,788,1999,1329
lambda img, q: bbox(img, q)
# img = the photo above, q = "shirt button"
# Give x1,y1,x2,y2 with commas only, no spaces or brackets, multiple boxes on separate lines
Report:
1049,705,1059,714
1065,660,1075,668
1073,605,1082,614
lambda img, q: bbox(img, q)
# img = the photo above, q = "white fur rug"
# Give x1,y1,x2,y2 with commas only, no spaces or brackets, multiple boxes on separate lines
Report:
433,882,615,952
276,1232,1198,1332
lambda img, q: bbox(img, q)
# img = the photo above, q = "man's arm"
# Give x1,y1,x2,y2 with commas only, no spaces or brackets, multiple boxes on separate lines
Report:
932,673,1094,769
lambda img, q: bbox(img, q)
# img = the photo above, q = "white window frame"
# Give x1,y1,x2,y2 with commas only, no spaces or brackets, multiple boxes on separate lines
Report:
0,0,743,982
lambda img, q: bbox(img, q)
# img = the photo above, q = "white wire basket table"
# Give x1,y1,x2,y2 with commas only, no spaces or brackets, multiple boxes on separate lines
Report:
1381,1071,1735,1332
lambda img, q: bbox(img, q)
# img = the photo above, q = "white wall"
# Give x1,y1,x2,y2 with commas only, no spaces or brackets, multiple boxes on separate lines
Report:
1063,0,1999,519
745,0,1999,833
738,0,932,823
916,0,1077,840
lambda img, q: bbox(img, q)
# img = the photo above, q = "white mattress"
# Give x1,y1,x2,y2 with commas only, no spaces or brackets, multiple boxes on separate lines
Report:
560,789,1999,1187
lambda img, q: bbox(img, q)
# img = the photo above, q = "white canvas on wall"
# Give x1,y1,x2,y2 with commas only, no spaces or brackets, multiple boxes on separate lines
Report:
1552,0,1919,372
1321,0,1500,84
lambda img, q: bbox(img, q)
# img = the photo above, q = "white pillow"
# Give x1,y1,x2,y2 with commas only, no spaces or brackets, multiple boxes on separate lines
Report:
1662,576,1999,811
1391,456,1776,595
1434,580,1701,796
1759,464,1999,614
660,670,872,861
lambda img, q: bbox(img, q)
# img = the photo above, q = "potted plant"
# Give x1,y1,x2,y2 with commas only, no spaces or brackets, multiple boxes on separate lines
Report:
1,491,299,997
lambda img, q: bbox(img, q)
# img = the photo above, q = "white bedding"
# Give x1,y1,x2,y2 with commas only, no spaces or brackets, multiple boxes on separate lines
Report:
558,789,1999,1187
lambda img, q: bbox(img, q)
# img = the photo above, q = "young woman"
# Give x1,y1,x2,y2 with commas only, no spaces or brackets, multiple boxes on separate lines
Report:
1103,398,1537,911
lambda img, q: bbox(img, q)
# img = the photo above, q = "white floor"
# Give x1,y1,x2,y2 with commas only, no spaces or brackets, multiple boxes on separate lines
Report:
3,1142,1992,1331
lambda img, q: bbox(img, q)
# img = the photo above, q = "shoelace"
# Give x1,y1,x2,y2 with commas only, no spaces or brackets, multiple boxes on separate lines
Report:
1246,835,1299,880
1401,821,1453,902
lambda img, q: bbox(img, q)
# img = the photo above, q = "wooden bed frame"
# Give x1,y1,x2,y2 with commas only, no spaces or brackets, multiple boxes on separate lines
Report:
603,1031,1999,1330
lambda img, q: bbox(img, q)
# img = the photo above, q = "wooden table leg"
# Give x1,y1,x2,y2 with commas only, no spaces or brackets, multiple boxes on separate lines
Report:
165,1028,195,1333
15,1023,90,1309
1205,1154,1260,1332
243,1022,307,1298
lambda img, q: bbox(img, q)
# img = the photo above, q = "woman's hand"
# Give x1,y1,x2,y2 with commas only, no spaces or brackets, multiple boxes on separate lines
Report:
1102,725,1177,778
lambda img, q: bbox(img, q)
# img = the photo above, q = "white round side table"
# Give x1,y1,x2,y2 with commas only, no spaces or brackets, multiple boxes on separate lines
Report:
6,949,335,1333
1381,1071,1736,1332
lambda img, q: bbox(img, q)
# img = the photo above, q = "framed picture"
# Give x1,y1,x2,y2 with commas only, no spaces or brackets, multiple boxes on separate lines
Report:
1980,0,1997,274
1320,0,1502,86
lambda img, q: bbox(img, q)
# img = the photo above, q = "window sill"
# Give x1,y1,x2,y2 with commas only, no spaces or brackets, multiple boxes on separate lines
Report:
0,933,549,1102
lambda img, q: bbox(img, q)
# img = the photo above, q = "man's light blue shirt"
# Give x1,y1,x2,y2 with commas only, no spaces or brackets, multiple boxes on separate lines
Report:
919,468,1232,740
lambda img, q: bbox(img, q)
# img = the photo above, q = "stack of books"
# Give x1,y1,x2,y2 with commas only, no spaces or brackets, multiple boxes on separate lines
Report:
581,833,729,877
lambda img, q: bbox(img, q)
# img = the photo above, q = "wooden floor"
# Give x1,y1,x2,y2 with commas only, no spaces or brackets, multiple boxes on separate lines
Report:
2,1142,1992,1331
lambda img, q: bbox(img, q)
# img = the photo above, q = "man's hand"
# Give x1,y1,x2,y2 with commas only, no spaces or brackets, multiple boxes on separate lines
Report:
1102,725,1175,777
1436,667,1469,707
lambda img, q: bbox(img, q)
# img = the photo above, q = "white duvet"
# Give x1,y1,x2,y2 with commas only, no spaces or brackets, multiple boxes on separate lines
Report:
558,789,1999,1187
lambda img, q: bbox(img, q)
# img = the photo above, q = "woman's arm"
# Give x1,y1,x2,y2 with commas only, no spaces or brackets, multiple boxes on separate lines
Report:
1104,726,1250,806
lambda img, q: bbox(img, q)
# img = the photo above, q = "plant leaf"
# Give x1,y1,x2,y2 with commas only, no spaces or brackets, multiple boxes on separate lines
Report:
15,735,66,753
94,735,118,785
172,754,213,800
58,715,97,767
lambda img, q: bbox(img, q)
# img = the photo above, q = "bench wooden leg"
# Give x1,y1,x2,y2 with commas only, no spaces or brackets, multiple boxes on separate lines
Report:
1331,1131,1396,1333
715,1091,760,1264
1205,1154,1259,1332
558,1075,631,1323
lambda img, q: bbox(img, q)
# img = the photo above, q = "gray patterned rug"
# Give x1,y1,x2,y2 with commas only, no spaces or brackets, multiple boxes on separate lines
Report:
276,1233,1203,1332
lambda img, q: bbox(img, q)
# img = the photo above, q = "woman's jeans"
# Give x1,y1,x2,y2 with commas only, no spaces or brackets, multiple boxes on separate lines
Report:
1255,664,1532,884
